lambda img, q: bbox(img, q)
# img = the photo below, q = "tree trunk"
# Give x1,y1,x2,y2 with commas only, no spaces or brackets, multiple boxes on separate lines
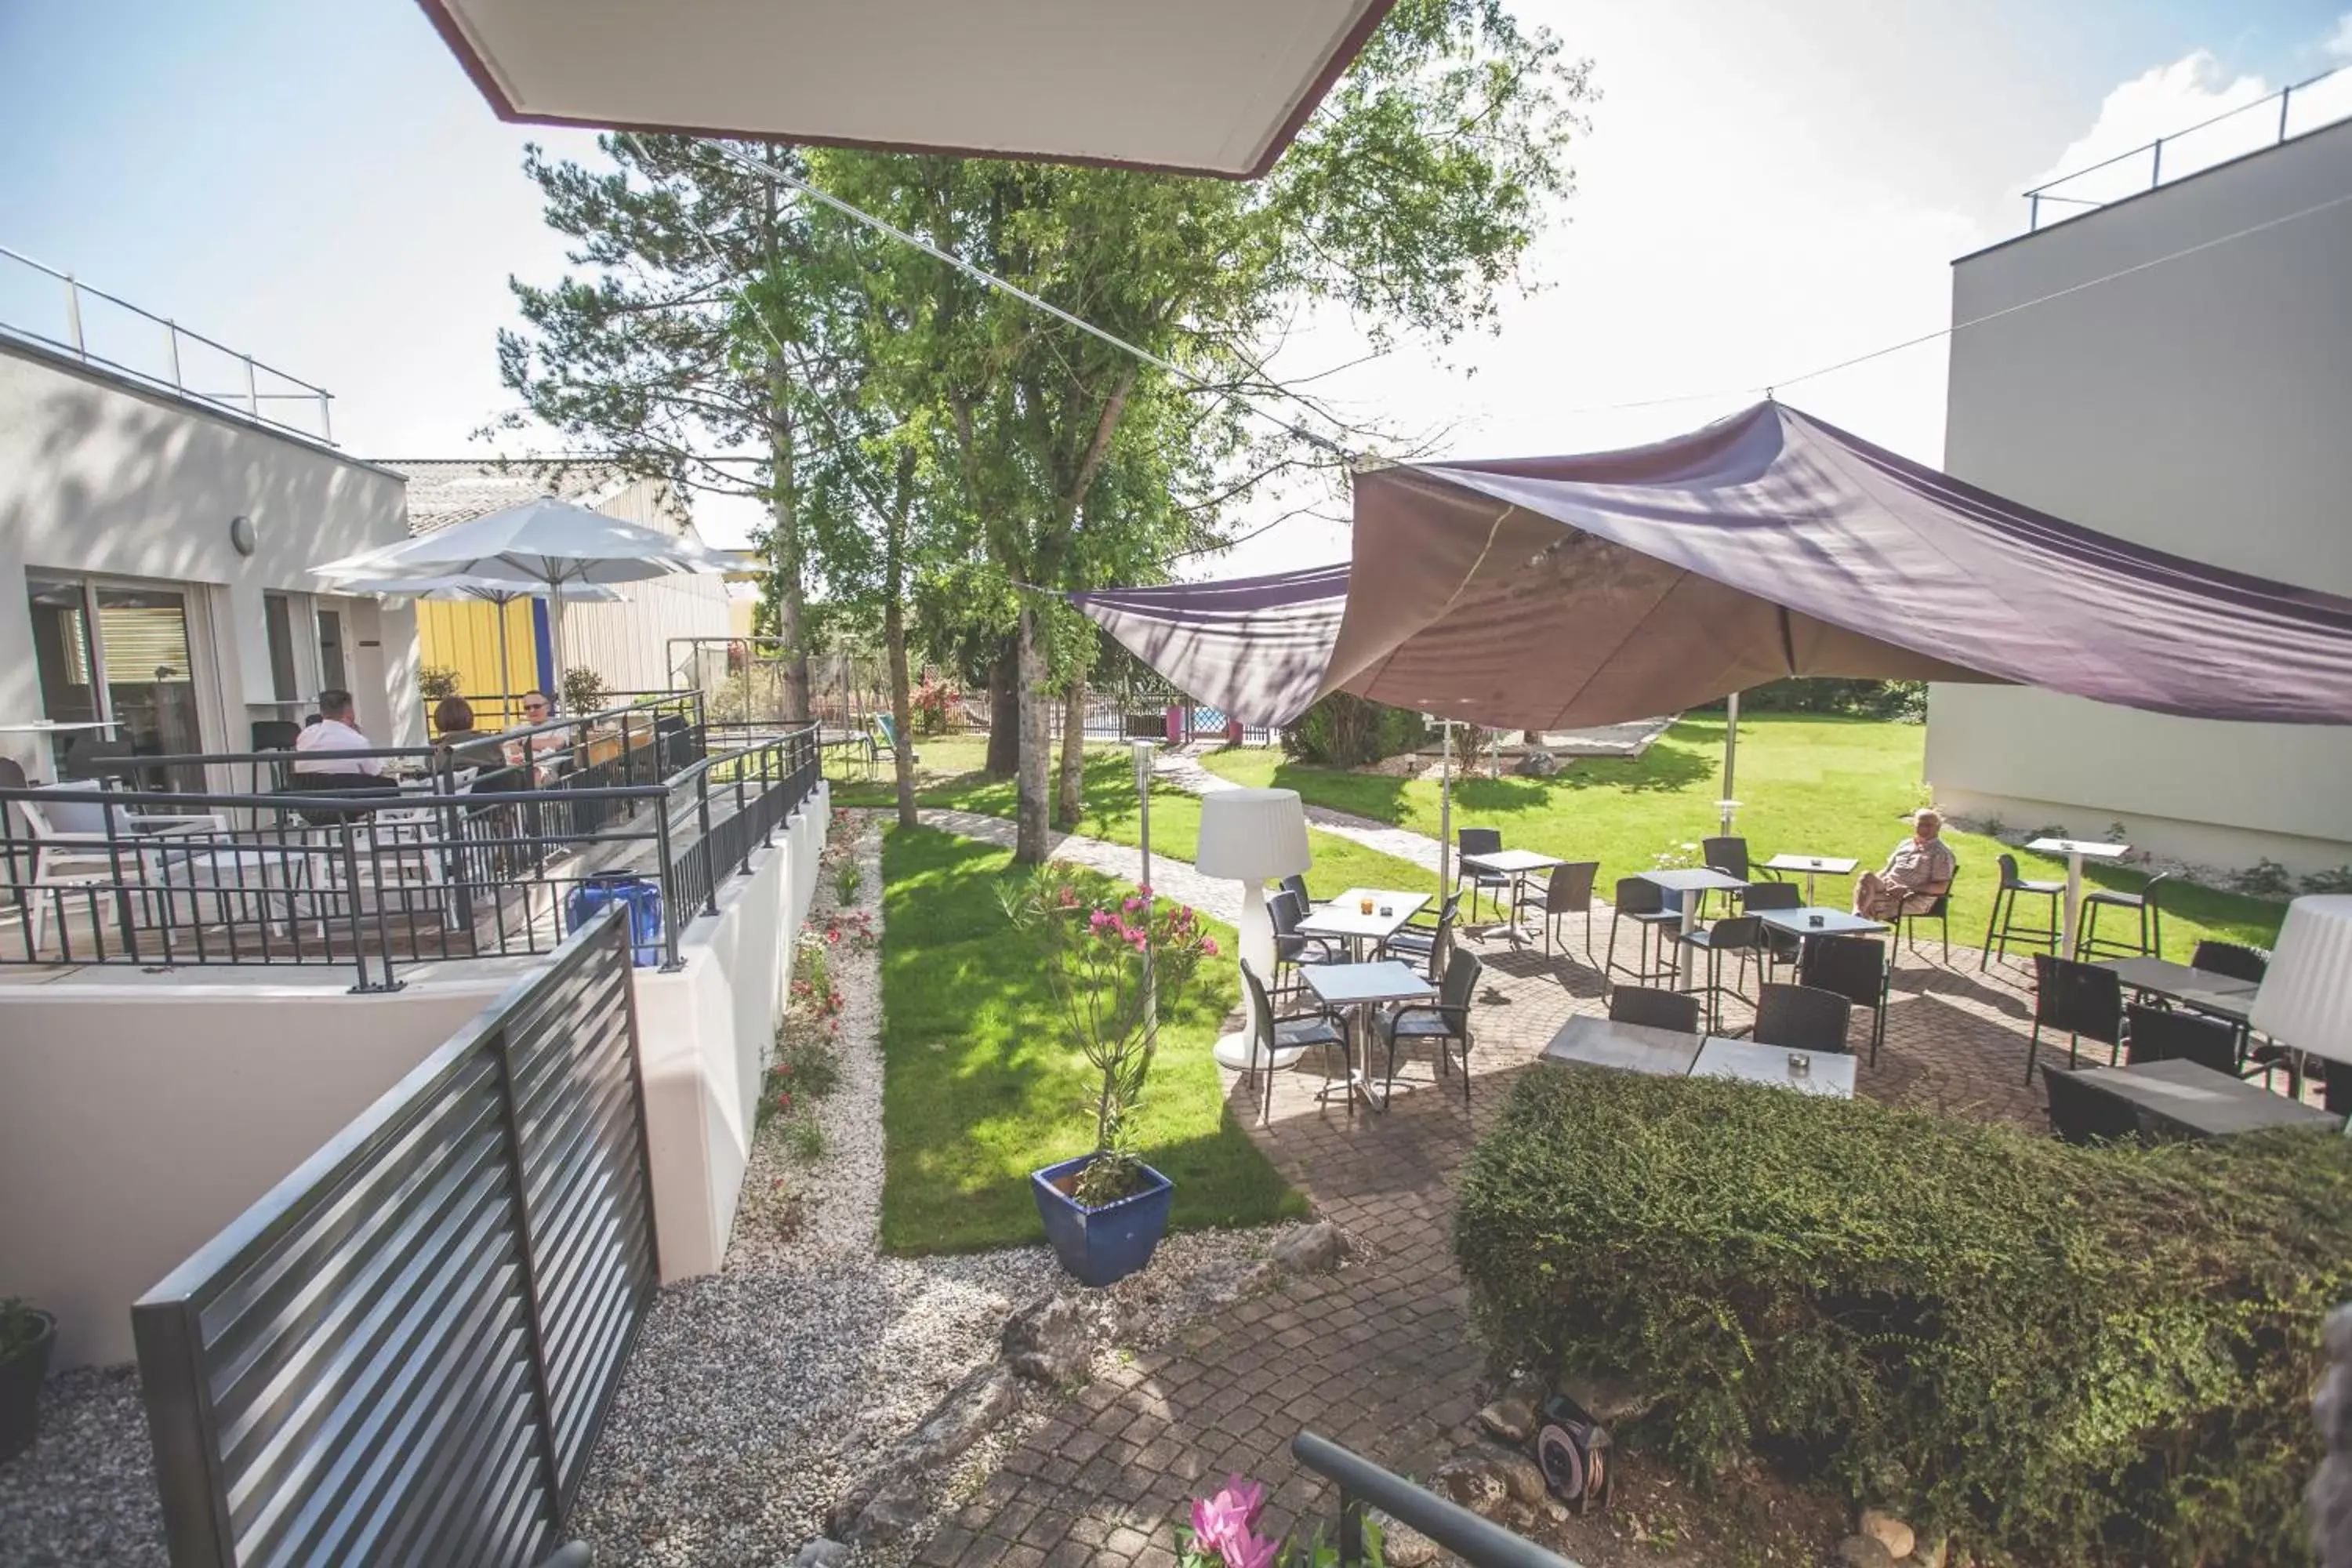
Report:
764,348,815,720
1014,606,1052,863
884,452,919,829
985,634,1020,779
1056,681,1086,827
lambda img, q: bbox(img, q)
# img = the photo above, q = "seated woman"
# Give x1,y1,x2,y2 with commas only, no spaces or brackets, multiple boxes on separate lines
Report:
1853,810,1955,920
432,695,501,768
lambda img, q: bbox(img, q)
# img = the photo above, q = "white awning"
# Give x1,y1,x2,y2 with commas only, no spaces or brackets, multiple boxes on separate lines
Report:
418,0,1394,179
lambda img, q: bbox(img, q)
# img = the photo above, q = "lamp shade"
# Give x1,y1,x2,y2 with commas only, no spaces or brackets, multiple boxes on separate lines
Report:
1195,789,1311,881
2249,895,2352,1065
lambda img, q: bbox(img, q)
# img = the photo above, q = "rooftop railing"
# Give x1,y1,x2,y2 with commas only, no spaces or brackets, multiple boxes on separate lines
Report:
2024,63,2352,232
0,242,336,445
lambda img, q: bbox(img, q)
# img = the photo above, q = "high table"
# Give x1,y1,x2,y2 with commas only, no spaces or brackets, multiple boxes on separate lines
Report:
1536,1014,1856,1098
1299,888,1428,962
1301,958,1436,1112
1638,867,1748,986
2026,837,2131,957
1458,849,1563,947
2070,1058,2339,1139
1761,852,1859,906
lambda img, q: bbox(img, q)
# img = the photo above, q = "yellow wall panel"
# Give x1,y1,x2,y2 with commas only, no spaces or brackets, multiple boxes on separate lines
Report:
416,599,542,728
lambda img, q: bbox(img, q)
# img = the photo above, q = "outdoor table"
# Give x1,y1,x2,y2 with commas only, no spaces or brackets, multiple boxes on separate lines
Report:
1638,867,1748,986
1301,958,1436,1112
1458,849,1563,946
1539,1014,1703,1077
2096,956,2259,1025
1761,852,1859,906
2070,1058,2339,1139
1691,1036,1858,1098
1299,888,1428,961
1755,906,1889,969
2026,837,2131,957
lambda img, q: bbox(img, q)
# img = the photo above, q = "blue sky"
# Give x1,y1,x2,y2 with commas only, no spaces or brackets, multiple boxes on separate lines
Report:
3,0,2348,561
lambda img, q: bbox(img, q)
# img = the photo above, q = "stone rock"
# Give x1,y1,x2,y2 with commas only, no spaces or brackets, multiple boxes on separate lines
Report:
1860,1509,1916,1561
1516,749,1563,778
1475,1396,1537,1444
1272,1221,1345,1275
1835,1534,1900,1568
1905,1536,1948,1568
1000,1294,1092,1383
829,1363,1019,1535
1367,1510,1440,1567
1556,1367,1655,1425
842,1476,929,1546
790,1541,853,1567
1432,1447,1512,1519
1490,1447,1549,1506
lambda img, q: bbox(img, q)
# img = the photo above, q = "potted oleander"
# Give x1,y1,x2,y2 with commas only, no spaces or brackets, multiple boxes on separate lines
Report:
0,1298,56,1463
1001,866,1218,1287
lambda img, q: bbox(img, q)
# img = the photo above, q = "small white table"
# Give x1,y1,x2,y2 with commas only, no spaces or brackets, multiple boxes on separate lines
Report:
1639,867,1748,986
1460,849,1564,945
1299,888,1428,960
2026,837,2131,957
1691,1036,1857,1098
1302,959,1436,1112
1761,853,1859,906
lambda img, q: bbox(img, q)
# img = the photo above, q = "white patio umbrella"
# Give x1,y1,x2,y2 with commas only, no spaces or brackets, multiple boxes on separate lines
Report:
331,573,626,714
317,497,733,697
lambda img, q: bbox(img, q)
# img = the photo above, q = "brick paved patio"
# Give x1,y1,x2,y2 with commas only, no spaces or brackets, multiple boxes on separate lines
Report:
910,918,2107,1567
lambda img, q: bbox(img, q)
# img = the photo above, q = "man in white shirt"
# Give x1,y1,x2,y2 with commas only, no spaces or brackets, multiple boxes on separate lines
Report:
292,690,387,776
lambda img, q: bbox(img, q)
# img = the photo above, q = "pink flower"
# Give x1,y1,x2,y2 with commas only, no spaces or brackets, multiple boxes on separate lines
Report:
1190,1493,1246,1557
1123,896,1142,914
1222,1530,1279,1568
1200,938,1218,957
827,928,841,945
1089,909,1115,933
1137,883,1153,899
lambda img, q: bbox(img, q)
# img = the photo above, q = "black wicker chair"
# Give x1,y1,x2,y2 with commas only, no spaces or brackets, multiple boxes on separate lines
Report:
2124,1003,2239,1075
2026,953,2125,1085
1608,984,1701,1035
1457,828,1511,922
1751,982,1853,1054
1232,962,1345,1123
1383,892,1460,982
2190,938,2268,982
1375,946,1483,1105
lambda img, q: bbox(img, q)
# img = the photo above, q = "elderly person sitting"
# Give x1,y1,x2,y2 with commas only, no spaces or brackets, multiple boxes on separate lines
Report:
1853,810,1956,920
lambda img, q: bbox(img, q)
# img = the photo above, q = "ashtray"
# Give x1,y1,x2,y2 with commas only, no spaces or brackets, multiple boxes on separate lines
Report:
1378,904,1393,917
1788,1052,1812,1077
1808,914,1825,927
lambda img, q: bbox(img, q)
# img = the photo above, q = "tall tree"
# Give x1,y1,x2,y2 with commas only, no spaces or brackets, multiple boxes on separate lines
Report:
495,135,847,715
813,0,1588,862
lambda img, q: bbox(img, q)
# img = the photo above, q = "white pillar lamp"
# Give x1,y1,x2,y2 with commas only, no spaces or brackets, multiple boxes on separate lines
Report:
2249,895,2352,1133
1196,788,1312,1058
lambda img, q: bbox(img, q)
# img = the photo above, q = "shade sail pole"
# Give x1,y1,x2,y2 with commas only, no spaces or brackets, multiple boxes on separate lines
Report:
1719,690,1740,836
1438,718,1454,908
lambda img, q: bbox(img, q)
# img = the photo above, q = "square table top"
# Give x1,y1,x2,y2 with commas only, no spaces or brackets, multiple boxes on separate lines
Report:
1691,1037,1858,1098
1762,852,1860,875
1298,890,1428,942
1755,907,1889,937
2074,1058,2339,1138
2027,837,2131,859
1639,866,1748,893
1539,1014,1703,1076
1461,849,1564,875
1302,960,1437,1007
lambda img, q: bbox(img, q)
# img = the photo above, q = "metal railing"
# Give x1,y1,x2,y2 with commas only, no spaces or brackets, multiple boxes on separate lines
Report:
0,243,336,444
1292,1432,1580,1566
0,713,819,988
2025,63,2352,231
132,910,652,1567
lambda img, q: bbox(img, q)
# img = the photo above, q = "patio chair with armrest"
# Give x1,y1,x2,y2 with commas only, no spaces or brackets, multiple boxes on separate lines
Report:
1540,860,1600,960
1279,873,1313,913
1268,888,1344,996
1374,946,1483,1105
1383,891,1459,976
1229,961,1345,1124
1456,828,1511,922
1605,876,1680,987
13,786,273,954
2042,1065,2143,1145
1751,982,1853,1054
2025,953,2125,1085
2075,870,2169,962
1981,852,2063,971
2124,1003,2239,1075
1898,856,1958,962
1608,984,1700,1035
1797,934,1890,1063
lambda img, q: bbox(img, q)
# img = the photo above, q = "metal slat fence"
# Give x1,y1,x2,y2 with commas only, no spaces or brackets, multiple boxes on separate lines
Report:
132,911,655,1567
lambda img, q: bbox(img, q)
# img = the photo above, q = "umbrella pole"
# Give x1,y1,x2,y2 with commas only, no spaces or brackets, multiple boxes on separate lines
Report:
1720,691,1740,836
1439,718,1454,908
549,590,566,704
496,598,514,724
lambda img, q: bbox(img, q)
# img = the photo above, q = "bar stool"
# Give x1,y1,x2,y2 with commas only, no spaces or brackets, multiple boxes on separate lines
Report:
1980,853,2062,971
1604,877,1679,987
2075,871,2169,962
1678,913,1762,1032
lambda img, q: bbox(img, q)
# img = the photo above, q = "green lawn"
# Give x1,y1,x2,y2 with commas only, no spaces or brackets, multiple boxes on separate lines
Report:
877,824,1308,1254
1198,714,2288,962
834,734,1440,902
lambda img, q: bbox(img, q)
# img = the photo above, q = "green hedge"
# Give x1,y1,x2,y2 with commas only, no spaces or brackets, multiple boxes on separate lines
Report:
1281,691,1429,767
1454,1069,2352,1565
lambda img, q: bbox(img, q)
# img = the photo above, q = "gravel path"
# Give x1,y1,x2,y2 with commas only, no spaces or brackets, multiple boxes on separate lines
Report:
0,1367,164,1566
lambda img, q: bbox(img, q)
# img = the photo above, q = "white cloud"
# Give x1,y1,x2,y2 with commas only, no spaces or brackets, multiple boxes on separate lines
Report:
2018,51,2274,209
2328,13,2352,62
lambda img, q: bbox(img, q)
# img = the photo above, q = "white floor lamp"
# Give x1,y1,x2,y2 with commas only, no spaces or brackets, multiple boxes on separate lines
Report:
2249,894,2352,1134
1196,787,1311,1066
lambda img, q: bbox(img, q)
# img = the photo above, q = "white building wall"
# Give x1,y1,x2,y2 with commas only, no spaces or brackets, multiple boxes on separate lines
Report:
1929,118,2352,876
0,339,420,777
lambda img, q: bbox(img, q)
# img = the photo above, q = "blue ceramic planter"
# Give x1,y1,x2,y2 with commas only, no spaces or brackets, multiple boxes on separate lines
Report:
1031,1156,1174,1287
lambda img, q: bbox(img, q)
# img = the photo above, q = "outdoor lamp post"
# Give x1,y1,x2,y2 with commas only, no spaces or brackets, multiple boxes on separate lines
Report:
1134,740,1157,1052
2249,895,2352,1134
1196,788,1312,1054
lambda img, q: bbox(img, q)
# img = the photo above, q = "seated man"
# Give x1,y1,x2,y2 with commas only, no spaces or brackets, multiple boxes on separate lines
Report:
291,689,386,777
1853,810,1955,920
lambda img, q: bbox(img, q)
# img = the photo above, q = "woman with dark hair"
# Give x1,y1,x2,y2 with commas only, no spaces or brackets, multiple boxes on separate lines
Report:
433,695,498,766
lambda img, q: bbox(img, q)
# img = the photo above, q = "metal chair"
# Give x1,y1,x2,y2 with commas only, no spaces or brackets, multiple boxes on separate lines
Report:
1751,982,1853,1054
1229,962,1343,1123
1605,877,1680,986
2124,1003,2238,1075
1383,891,1459,979
1898,855,1958,962
1700,837,1750,912
2025,953,2125,1085
1608,984,1700,1035
1268,888,1343,996
1375,946,1483,1105
1980,852,2063,970
1741,880,1803,975
1279,873,1313,914
2190,938,2268,982
2075,870,2169,962
1679,914,1762,1032
1540,860,1600,959
2041,1066,2143,1145
1457,828,1510,921
1795,935,1889,1062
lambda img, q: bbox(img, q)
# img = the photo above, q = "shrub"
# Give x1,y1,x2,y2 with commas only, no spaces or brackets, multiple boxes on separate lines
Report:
1282,691,1429,767
561,665,611,716
2301,864,2352,896
417,666,463,703
1700,678,1925,722
1454,1069,2352,1566
2235,857,2296,898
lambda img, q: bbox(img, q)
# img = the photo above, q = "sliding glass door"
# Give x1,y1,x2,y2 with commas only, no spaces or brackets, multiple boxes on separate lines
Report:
20,575,211,789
